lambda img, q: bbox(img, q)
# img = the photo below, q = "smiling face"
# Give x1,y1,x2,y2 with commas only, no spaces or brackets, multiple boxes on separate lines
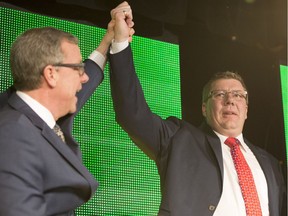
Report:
202,78,248,137
54,40,89,117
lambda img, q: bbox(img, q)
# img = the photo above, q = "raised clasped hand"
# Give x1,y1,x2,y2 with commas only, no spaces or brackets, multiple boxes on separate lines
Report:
110,1,135,43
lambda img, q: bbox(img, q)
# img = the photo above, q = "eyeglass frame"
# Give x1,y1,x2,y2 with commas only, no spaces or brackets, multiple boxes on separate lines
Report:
52,63,86,76
205,90,248,103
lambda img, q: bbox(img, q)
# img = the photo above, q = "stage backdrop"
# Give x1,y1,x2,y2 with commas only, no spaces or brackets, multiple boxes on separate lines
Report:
0,6,181,216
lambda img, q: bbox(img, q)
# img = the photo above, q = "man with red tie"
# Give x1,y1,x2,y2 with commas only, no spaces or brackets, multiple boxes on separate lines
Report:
109,2,286,215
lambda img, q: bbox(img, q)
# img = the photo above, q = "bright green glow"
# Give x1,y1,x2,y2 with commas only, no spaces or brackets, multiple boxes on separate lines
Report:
280,65,288,162
0,6,181,215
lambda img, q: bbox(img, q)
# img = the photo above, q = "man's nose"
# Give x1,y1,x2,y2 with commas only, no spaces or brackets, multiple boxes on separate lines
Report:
224,92,235,104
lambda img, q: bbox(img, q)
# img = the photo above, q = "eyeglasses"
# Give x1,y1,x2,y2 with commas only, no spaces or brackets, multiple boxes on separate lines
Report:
206,90,248,102
52,63,85,76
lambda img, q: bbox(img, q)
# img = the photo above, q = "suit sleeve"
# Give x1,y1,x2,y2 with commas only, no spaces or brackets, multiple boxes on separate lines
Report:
58,59,104,137
76,59,104,111
109,45,178,160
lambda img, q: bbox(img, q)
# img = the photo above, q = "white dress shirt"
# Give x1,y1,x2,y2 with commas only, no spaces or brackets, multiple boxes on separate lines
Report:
213,132,269,216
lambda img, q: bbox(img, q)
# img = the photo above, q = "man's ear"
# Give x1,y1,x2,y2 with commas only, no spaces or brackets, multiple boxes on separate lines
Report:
42,65,58,88
245,104,248,120
202,102,207,117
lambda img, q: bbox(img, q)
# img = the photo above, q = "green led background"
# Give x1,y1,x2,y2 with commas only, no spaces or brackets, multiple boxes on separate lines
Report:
280,65,288,162
0,6,181,216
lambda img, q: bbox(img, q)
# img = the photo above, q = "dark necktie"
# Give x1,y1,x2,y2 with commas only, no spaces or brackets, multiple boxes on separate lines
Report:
53,124,66,143
224,137,262,216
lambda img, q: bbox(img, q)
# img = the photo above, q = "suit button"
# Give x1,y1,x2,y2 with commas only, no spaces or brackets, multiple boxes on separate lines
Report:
208,205,216,211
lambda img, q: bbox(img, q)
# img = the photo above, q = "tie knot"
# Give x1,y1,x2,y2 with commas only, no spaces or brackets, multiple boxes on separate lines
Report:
53,124,65,143
53,123,60,130
224,137,240,148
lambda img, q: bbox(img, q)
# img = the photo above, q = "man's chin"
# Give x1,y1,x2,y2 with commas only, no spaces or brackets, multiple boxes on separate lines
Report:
69,98,78,114
68,106,77,114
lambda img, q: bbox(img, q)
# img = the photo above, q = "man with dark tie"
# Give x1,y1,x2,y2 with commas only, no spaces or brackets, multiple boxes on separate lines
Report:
108,2,286,215
0,15,118,215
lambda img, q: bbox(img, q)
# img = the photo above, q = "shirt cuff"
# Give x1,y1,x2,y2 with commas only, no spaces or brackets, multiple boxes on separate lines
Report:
110,40,129,54
88,51,106,70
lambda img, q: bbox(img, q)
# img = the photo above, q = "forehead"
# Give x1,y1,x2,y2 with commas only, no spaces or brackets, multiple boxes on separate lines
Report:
211,78,245,90
61,40,82,61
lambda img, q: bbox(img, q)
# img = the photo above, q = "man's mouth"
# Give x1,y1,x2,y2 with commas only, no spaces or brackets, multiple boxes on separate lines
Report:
223,111,237,116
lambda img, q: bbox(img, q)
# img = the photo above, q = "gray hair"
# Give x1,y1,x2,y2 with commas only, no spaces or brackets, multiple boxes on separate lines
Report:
10,27,79,90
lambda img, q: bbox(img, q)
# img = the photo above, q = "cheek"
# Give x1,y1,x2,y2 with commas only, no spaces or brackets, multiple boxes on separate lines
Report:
235,104,248,122
64,78,79,92
209,103,220,115
205,103,219,120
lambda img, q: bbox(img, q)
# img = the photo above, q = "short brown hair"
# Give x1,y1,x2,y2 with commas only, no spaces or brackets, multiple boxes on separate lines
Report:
202,71,248,103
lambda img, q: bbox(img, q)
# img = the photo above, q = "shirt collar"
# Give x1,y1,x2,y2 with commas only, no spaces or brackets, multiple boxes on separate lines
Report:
214,131,249,152
16,91,55,128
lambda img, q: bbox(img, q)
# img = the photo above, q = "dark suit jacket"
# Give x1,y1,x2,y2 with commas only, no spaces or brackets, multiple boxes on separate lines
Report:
109,45,286,216
0,59,103,216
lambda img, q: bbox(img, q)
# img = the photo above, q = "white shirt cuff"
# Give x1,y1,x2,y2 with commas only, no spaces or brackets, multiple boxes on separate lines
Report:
88,51,106,70
110,40,129,54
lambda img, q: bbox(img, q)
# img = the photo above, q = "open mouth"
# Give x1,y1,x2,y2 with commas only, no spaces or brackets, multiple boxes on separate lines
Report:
223,111,237,116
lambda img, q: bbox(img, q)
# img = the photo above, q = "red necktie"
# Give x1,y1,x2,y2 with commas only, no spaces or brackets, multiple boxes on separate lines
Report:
225,137,262,216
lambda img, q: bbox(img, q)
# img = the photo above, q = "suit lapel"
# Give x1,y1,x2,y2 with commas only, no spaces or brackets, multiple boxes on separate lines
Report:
41,126,98,196
8,93,98,196
247,142,278,215
199,122,224,180
206,134,224,181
